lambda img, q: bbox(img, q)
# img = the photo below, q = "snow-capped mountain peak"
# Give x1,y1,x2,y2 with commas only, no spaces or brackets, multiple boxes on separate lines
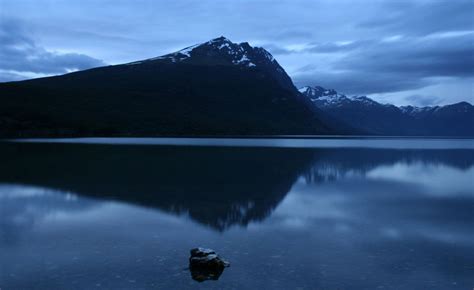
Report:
127,36,280,69
300,85,473,120
400,105,445,119
298,86,337,97
124,36,297,91
299,85,397,108
298,86,350,106
350,95,380,106
298,85,473,136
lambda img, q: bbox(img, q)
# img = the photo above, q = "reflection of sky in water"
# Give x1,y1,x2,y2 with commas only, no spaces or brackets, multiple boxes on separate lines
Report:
367,162,474,196
264,166,474,244
1,144,474,289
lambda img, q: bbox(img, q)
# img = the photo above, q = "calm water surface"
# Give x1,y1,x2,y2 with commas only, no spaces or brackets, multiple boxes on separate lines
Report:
0,138,473,289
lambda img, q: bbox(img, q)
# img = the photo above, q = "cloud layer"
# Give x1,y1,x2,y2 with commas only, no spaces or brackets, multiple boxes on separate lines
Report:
1,0,473,105
0,20,105,81
286,32,474,95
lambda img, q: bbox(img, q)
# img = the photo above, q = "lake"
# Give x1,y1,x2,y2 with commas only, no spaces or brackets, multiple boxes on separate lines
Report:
0,138,473,289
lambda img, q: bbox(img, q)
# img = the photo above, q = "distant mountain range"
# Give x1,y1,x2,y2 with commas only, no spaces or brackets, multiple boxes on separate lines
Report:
299,86,474,136
0,37,472,137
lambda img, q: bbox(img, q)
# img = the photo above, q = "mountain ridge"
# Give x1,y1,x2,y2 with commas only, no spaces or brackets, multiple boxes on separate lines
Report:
299,85,472,112
0,36,471,138
299,85,474,136
0,37,343,137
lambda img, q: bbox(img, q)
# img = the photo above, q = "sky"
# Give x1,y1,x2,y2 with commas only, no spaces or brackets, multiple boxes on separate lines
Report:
0,0,473,106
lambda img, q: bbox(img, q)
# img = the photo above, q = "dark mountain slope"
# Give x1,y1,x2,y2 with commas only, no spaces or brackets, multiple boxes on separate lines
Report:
0,37,338,137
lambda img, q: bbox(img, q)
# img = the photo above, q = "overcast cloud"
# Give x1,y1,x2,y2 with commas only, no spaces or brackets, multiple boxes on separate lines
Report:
0,0,472,105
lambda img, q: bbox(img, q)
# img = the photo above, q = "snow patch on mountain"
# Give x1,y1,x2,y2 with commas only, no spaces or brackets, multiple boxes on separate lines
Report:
298,86,351,106
300,85,403,108
399,105,440,115
126,36,278,69
233,54,256,67
178,43,201,57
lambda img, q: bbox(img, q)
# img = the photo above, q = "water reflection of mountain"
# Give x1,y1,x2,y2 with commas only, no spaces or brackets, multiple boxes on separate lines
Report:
0,142,472,231
0,142,313,231
304,148,474,183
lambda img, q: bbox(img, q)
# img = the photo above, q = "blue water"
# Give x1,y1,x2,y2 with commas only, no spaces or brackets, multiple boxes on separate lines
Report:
0,138,473,289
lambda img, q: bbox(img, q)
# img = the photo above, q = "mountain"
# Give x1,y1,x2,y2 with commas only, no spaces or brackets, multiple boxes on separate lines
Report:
299,85,474,136
0,37,339,137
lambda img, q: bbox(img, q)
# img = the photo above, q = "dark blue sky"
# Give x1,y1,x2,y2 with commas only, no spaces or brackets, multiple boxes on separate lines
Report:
0,0,473,105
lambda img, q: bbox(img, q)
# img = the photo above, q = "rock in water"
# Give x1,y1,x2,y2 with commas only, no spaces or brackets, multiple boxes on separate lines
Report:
189,247,230,282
